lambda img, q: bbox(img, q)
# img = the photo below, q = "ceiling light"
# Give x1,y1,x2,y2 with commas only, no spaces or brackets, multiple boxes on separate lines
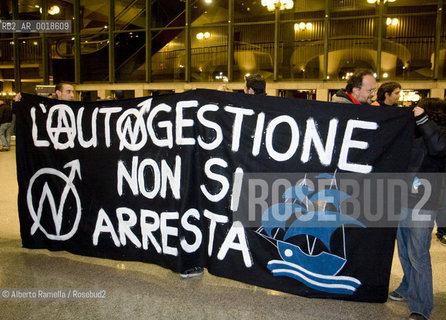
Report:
387,17,399,26
48,5,60,15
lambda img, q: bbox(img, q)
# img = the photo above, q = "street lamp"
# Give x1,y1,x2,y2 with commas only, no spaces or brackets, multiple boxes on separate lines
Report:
261,0,294,11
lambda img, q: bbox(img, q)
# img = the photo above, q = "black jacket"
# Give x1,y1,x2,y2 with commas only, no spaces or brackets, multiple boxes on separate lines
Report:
0,103,12,123
416,113,446,158
407,112,446,209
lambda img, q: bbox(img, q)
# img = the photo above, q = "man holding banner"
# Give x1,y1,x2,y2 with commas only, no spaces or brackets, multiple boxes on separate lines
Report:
389,102,446,320
376,81,402,107
14,81,75,104
244,74,266,96
55,82,75,101
332,70,377,105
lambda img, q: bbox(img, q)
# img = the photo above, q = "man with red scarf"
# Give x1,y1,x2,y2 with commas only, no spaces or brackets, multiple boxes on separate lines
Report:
332,69,377,105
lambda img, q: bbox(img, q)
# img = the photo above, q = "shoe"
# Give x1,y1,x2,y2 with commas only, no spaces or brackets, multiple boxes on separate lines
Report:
180,266,204,279
388,291,406,302
409,312,428,320
438,235,446,246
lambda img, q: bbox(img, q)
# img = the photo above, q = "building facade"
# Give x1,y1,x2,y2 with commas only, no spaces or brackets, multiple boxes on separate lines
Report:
0,0,445,101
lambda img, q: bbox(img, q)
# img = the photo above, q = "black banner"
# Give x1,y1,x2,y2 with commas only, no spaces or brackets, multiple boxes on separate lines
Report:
16,90,414,302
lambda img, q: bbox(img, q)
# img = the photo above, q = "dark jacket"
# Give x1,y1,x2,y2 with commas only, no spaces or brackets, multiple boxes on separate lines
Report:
0,103,13,124
416,113,446,157
407,113,446,209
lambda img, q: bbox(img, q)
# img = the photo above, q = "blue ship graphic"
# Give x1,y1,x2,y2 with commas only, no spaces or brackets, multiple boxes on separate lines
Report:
257,172,366,295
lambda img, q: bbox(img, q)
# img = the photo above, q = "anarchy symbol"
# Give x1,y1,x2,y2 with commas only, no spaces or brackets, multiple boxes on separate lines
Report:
26,160,82,241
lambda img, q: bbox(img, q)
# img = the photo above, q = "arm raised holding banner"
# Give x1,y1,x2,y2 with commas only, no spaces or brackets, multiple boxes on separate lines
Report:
413,100,446,156
389,98,446,320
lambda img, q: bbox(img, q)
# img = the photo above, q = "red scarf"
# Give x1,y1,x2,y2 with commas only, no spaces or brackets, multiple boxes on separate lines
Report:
345,91,361,104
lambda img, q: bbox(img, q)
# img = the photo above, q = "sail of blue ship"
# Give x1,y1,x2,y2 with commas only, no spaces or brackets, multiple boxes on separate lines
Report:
258,173,366,295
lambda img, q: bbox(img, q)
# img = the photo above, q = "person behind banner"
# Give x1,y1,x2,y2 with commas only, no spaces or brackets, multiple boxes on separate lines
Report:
332,69,376,105
415,98,446,247
376,81,402,107
15,82,75,104
244,73,266,95
55,82,75,101
0,99,13,151
389,98,446,320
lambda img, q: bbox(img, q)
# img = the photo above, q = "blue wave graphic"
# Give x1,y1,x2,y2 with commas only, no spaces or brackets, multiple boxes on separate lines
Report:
277,241,346,276
267,260,361,295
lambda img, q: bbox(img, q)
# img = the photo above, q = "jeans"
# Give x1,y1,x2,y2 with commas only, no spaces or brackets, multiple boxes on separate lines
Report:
395,207,436,319
0,122,13,149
